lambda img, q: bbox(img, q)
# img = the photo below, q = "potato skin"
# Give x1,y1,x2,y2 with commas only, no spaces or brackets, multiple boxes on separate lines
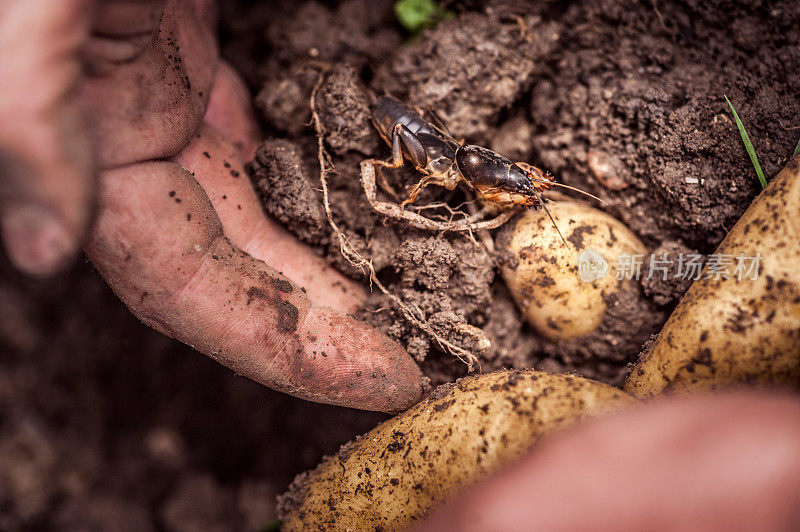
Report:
278,370,635,531
625,155,800,397
500,202,647,339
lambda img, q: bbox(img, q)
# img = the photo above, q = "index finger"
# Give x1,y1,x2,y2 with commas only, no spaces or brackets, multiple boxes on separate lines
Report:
86,160,423,412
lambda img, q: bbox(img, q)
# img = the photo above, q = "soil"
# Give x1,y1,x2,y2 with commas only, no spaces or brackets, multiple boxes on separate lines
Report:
246,0,800,386
0,258,387,530
3,0,799,529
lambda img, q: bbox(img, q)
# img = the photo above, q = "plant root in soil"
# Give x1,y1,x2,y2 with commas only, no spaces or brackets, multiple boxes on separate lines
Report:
310,72,487,370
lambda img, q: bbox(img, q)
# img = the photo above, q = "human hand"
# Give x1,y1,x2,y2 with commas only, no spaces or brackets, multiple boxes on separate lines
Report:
417,393,800,530
0,0,423,412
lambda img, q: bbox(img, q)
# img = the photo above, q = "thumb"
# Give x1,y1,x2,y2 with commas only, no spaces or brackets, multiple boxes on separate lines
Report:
0,0,96,276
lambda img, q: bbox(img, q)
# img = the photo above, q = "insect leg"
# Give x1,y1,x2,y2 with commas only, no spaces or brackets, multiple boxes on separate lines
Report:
369,125,427,200
387,124,438,213
400,175,446,213
393,124,428,168
360,159,515,231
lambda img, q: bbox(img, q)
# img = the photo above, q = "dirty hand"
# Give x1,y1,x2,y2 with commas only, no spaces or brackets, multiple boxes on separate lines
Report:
418,393,800,531
0,0,422,412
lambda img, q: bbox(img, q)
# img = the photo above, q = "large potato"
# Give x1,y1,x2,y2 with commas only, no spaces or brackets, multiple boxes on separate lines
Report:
278,370,635,531
625,155,800,397
499,201,647,340
417,394,800,531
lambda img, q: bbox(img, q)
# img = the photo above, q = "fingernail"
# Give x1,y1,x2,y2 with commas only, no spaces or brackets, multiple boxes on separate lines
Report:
1,205,75,276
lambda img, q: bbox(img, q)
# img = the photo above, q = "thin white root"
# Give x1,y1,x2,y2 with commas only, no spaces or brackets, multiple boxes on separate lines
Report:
465,197,497,253
310,75,480,370
360,160,516,232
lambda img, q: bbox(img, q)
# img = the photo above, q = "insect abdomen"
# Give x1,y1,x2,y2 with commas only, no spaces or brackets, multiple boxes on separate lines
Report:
371,96,437,140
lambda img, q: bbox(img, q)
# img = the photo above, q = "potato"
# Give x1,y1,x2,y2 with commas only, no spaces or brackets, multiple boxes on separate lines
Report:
499,201,647,340
417,394,800,531
624,155,800,397
277,370,635,531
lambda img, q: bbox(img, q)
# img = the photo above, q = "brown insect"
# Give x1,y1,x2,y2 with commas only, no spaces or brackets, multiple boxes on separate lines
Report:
361,96,602,240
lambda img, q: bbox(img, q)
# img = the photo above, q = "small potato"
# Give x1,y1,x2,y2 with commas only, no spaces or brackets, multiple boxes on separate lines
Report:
278,370,635,531
499,201,647,340
625,156,800,397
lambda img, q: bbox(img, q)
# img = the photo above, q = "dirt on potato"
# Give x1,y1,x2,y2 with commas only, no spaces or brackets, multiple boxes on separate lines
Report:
3,0,800,529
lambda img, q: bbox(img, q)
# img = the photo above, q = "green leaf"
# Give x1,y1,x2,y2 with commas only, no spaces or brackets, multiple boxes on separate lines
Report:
724,95,767,189
793,137,800,157
395,0,450,34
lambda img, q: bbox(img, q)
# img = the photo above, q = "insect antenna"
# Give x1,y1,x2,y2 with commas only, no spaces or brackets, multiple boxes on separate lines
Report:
522,165,607,205
536,180,607,205
533,192,568,247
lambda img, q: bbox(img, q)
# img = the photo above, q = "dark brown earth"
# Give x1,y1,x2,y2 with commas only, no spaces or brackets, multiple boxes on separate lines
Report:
3,0,799,529
246,0,799,387
0,258,387,530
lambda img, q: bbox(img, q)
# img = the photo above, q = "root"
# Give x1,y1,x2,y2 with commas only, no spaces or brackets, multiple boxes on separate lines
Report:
310,74,484,370
360,160,516,232
465,197,497,253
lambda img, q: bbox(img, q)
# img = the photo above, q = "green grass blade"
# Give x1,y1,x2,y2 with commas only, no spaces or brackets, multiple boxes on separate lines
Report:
394,0,452,34
724,95,767,189
395,0,440,32
794,137,800,157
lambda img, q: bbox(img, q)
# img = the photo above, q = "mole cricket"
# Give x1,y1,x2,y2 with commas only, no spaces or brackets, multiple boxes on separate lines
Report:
362,95,604,241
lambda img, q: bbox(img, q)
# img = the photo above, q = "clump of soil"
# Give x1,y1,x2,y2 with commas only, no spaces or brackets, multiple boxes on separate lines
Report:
247,0,800,387
374,8,561,140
